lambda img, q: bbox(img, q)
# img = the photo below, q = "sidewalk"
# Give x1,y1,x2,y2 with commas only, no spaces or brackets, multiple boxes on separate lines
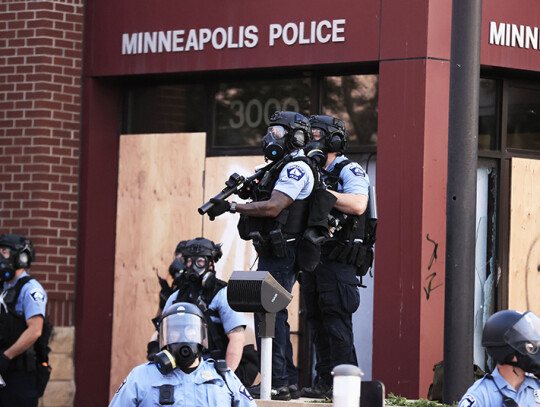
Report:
255,398,333,406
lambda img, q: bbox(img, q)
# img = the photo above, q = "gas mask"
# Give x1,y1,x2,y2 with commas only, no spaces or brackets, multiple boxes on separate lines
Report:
0,248,16,283
153,303,208,374
262,125,288,161
304,140,328,169
184,256,215,288
504,311,540,376
168,257,186,281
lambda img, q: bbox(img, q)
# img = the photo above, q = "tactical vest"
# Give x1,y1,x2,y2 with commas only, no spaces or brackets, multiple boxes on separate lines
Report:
173,279,229,360
0,276,52,372
322,159,375,277
324,159,366,243
237,154,317,258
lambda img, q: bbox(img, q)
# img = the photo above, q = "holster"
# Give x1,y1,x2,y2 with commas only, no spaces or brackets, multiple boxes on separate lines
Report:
249,231,272,258
269,229,287,258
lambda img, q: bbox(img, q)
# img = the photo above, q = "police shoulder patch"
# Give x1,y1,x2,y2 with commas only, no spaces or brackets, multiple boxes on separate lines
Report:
286,165,305,181
459,394,476,407
29,288,45,303
239,384,254,401
349,165,365,177
534,389,540,403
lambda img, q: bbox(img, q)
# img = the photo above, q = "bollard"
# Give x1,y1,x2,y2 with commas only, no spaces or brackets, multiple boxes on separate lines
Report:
332,364,363,407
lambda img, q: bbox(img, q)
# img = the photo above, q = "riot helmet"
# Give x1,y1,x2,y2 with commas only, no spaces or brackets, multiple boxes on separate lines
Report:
483,309,540,375
0,233,35,282
261,111,310,161
181,237,222,288
154,302,208,374
309,115,348,154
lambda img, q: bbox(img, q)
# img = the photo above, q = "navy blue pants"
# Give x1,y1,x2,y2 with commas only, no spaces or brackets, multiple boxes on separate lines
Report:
300,256,360,387
0,370,39,407
255,244,298,388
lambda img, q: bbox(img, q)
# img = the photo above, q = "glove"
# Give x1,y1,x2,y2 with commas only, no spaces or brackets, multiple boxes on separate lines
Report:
0,353,11,374
207,198,231,221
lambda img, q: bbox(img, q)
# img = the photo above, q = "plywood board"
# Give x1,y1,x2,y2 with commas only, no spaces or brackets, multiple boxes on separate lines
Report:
109,133,205,397
508,158,540,315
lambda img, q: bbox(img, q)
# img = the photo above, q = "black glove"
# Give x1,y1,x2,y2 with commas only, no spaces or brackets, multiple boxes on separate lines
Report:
0,353,11,374
207,198,231,221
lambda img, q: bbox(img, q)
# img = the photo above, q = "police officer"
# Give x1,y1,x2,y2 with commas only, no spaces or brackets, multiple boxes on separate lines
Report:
110,302,257,407
0,233,47,407
160,238,257,388
459,309,540,407
300,115,370,399
206,111,316,400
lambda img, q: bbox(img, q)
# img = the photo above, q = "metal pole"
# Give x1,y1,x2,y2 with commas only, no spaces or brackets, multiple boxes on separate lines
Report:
260,337,273,400
444,0,482,403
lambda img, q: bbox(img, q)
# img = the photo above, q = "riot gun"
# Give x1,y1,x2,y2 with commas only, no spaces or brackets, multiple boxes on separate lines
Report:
198,162,274,215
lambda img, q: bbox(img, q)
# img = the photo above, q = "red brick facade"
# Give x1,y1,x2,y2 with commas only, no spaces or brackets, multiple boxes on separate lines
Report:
0,0,83,326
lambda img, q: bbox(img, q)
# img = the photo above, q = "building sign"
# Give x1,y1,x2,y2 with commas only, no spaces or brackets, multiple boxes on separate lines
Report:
84,0,380,76
121,20,346,55
482,0,540,71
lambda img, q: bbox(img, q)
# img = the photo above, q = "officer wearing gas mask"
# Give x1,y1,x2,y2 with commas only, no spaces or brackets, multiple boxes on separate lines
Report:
110,302,257,407
0,233,47,407
459,310,540,407
160,238,258,388
300,115,370,399
205,111,317,401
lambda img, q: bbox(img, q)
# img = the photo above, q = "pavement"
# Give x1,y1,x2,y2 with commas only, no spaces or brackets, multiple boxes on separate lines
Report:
255,398,333,406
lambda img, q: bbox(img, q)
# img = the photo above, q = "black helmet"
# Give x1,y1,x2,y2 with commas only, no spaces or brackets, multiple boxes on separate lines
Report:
0,233,35,270
262,111,310,161
309,115,348,153
154,302,208,374
174,240,188,257
182,237,222,262
483,310,540,375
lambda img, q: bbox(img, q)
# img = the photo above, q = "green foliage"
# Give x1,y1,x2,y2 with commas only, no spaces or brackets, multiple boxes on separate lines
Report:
386,392,458,407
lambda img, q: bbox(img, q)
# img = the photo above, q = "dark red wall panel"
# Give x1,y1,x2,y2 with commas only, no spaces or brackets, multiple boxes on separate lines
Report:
374,59,427,397
75,78,121,407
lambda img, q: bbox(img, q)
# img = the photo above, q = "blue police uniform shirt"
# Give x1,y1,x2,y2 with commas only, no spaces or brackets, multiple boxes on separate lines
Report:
324,155,370,196
273,150,315,200
109,358,257,407
163,286,246,334
458,367,540,407
2,270,47,320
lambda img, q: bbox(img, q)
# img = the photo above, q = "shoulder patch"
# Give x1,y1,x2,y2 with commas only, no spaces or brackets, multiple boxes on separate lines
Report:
239,384,254,401
286,165,305,181
458,394,476,407
349,165,366,177
29,288,45,303
116,378,127,394
534,389,540,403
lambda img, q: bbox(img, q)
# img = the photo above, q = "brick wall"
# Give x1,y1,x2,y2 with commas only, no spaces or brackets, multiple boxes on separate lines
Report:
0,0,83,327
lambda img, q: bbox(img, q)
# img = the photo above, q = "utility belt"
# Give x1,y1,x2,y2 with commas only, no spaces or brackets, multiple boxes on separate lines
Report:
322,238,368,269
249,229,298,259
0,345,37,373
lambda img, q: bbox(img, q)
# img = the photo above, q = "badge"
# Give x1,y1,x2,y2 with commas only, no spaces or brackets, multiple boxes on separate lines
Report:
350,166,365,177
459,394,476,407
239,385,254,400
287,165,305,181
202,371,213,380
29,289,45,303
534,389,540,403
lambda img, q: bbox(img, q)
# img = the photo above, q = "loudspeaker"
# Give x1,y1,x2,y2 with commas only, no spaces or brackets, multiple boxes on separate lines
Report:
226,270,292,313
